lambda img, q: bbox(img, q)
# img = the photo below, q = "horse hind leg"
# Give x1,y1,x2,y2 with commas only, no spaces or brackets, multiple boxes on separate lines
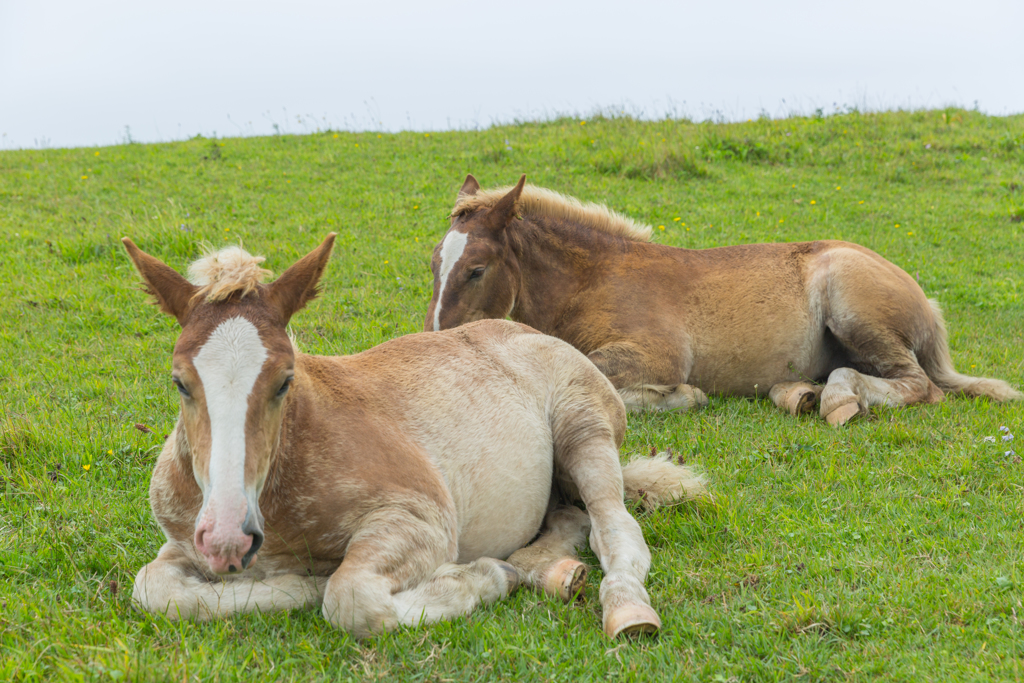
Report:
506,504,590,602
819,332,943,427
550,425,661,636
769,381,822,416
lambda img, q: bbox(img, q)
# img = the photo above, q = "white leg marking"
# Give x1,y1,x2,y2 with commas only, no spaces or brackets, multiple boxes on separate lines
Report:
193,317,268,520
433,231,468,331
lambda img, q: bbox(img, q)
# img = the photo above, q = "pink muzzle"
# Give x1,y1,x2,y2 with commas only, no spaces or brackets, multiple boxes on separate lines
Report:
193,495,264,574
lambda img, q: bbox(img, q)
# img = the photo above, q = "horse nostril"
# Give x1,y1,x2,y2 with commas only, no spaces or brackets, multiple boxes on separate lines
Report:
228,564,237,573
241,530,264,569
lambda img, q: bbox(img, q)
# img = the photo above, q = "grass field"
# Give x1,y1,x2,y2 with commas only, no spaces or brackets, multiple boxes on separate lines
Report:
1,108,1023,681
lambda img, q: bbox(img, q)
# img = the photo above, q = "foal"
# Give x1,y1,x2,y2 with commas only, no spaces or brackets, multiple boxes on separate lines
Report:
425,175,1020,425
125,235,704,638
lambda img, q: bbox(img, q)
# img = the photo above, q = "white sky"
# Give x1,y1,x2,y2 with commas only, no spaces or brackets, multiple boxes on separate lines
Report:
1,0,1022,149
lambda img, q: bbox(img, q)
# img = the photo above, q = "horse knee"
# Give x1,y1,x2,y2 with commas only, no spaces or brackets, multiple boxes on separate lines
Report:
322,575,397,638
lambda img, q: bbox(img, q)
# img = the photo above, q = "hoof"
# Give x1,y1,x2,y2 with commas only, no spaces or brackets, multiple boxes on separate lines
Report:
687,386,710,409
604,602,661,639
542,557,588,602
824,401,863,427
493,560,521,595
769,382,821,416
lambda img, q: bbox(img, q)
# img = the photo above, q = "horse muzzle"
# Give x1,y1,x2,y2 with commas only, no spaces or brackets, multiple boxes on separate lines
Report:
193,493,265,575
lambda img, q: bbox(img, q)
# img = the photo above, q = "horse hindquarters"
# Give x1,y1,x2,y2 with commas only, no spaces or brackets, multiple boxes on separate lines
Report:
816,247,949,425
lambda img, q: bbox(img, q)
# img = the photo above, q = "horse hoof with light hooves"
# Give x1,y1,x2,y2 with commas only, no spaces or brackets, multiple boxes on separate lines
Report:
542,557,588,603
824,401,864,427
604,602,662,639
769,381,822,416
123,235,708,639
425,175,1021,424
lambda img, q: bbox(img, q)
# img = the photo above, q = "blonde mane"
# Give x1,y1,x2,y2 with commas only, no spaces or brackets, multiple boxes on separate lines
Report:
452,184,653,242
188,245,272,302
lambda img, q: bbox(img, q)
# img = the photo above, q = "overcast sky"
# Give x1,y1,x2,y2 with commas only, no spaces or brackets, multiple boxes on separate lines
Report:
1,0,1022,149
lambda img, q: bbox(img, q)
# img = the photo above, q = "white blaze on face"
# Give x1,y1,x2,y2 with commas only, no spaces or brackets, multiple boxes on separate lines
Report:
192,316,268,506
433,230,469,332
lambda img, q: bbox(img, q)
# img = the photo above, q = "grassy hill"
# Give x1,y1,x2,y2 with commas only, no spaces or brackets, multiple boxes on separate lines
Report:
1,109,1022,681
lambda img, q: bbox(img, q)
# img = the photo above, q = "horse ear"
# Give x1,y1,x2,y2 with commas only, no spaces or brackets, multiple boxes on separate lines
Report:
457,174,480,201
486,174,526,231
122,238,198,326
268,233,337,324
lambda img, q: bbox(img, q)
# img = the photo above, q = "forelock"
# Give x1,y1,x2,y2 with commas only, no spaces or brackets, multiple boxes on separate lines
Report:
188,245,272,302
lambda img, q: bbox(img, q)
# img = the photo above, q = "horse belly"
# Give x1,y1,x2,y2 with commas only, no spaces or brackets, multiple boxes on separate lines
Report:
688,320,831,396
446,417,553,563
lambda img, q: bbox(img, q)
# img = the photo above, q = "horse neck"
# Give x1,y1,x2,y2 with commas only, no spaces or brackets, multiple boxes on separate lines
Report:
507,216,620,339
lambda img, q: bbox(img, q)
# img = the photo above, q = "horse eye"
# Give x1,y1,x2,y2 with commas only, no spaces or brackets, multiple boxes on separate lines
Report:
172,378,190,398
469,267,485,280
276,377,293,398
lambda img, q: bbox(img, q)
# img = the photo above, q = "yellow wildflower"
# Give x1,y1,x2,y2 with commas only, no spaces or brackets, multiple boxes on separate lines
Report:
107,450,113,455
83,464,91,471
810,200,816,205
673,217,681,222
580,121,586,125
333,134,339,138
81,175,88,180
658,225,665,231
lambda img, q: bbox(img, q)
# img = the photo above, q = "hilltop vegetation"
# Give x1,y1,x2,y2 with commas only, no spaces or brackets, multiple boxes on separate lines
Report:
1,109,1022,681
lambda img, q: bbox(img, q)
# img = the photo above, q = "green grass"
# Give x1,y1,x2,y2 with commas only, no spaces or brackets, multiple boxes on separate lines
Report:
1,108,1023,681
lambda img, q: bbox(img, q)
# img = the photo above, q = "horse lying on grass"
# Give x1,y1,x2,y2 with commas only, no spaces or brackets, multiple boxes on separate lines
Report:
425,175,1020,425
124,234,704,639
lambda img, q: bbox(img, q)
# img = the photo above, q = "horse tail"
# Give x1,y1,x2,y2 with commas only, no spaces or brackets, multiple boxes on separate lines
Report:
621,452,706,511
919,299,1022,401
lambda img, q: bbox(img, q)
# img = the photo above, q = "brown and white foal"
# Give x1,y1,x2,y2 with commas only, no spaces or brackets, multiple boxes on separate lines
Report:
125,235,704,638
425,175,1021,425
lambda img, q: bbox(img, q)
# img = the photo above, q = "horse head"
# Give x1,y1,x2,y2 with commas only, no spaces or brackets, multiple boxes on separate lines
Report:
123,235,336,575
424,174,525,331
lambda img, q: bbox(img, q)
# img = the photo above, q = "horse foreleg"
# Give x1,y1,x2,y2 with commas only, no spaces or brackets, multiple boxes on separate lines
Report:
506,504,590,602
322,506,518,639
587,343,706,413
133,543,325,620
